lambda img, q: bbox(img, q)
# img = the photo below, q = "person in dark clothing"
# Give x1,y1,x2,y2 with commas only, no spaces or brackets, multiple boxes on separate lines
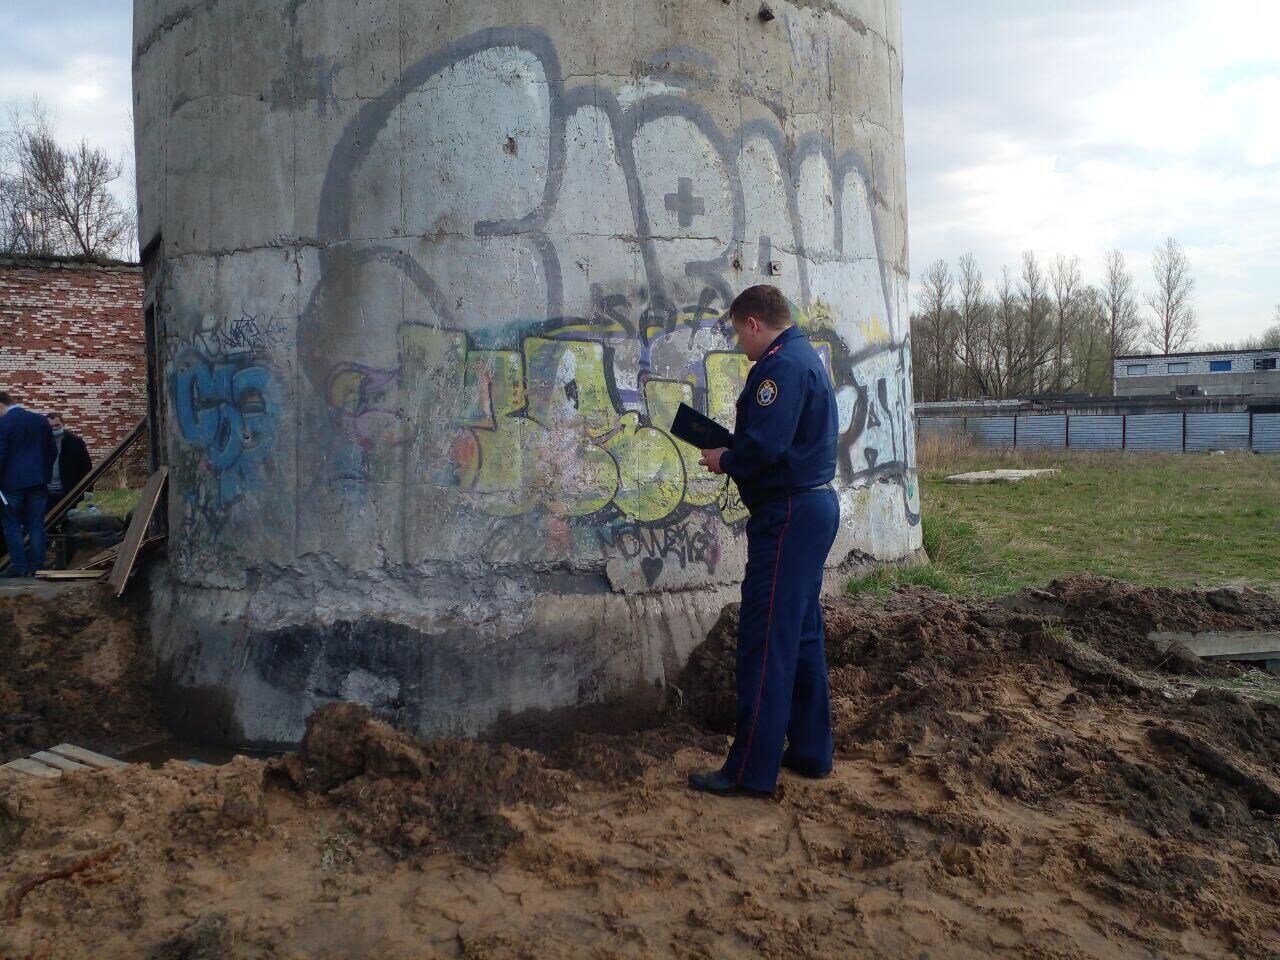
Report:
0,391,58,577
688,285,841,798
45,412,93,507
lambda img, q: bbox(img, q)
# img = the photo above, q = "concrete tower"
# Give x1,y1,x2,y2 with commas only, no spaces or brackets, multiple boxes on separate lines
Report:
134,0,919,746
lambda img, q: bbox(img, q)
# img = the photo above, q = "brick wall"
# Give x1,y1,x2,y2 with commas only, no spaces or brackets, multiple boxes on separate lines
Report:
0,257,148,481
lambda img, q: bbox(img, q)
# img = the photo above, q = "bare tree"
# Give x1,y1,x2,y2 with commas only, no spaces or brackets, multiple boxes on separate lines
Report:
0,102,60,255
0,99,134,259
1144,237,1198,354
1100,250,1142,369
1071,286,1113,396
1048,254,1084,393
1017,251,1053,394
952,253,995,397
912,259,957,401
991,266,1021,399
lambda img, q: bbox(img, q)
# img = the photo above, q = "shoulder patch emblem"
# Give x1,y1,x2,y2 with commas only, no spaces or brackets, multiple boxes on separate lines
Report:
756,379,779,406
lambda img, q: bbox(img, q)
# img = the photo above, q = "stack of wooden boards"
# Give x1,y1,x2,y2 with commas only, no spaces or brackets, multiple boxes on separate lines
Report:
33,467,168,596
0,744,127,779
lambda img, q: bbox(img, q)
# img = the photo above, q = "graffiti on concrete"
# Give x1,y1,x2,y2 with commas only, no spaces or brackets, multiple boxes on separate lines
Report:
602,515,723,588
279,26,917,582
173,347,277,505
326,312,756,526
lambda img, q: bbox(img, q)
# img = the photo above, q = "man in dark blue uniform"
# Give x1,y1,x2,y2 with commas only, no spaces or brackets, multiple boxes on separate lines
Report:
0,390,58,578
689,285,841,798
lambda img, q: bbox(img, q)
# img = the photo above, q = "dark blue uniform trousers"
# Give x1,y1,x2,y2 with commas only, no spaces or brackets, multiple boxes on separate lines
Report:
1,487,48,576
721,486,840,792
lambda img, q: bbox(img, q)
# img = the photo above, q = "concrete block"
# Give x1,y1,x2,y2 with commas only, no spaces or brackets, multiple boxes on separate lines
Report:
207,96,297,251
295,0,401,102
1150,631,1280,660
945,469,1061,484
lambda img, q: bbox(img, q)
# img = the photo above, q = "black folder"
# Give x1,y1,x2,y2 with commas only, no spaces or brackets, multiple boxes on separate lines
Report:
670,402,733,450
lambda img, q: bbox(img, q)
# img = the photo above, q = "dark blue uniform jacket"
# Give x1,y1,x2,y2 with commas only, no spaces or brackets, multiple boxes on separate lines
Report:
720,325,837,512
0,405,57,492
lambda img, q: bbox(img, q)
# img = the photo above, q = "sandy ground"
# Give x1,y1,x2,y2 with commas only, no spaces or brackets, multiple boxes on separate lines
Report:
3,578,1280,959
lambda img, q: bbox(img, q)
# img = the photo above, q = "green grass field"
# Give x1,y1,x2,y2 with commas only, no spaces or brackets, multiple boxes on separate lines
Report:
850,443,1280,598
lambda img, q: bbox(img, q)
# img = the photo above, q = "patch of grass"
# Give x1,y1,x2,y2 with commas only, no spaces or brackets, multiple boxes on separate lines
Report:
847,513,1019,597
849,447,1280,598
1191,672,1280,709
847,560,955,596
82,488,142,518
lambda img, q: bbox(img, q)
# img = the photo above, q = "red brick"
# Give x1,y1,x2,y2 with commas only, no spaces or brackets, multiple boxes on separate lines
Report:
0,257,148,477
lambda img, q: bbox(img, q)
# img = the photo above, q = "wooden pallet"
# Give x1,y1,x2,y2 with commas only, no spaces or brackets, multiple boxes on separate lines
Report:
0,744,128,779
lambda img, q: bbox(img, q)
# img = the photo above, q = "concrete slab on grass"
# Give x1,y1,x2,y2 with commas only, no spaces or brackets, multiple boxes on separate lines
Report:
1151,631,1280,662
945,469,1060,485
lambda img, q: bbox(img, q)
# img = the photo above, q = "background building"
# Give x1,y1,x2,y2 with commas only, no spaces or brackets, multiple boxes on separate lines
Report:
1114,348,1280,398
0,255,147,477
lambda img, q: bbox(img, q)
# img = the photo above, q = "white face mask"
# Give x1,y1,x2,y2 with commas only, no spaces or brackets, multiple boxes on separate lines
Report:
52,427,65,437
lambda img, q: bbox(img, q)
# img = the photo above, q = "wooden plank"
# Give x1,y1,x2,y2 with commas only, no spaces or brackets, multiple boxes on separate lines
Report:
1,758,61,779
34,570,107,580
79,545,122,569
0,417,146,573
48,744,128,769
29,751,91,772
108,468,167,597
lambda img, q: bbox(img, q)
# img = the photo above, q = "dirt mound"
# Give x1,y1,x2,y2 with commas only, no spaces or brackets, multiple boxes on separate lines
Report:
0,585,162,762
5,575,1280,958
1010,575,1280,671
273,702,568,861
680,576,1280,956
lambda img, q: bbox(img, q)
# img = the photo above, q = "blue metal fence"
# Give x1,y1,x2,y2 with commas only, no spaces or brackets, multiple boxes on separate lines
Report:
1017,415,1066,448
966,417,1015,449
1066,416,1123,450
916,411,1279,454
1125,414,1183,452
1254,414,1280,453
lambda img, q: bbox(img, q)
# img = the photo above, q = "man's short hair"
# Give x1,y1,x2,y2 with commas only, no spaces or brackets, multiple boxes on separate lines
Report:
0,391,11,406
729,284,792,329
46,411,62,421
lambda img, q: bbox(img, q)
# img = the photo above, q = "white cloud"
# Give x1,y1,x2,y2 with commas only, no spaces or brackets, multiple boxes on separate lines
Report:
904,0,1280,344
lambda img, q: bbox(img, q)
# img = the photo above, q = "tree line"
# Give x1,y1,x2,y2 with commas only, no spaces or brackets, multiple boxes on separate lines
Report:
0,100,136,262
907,237,1266,402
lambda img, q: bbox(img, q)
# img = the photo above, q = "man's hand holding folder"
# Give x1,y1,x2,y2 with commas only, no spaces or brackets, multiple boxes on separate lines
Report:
669,402,732,475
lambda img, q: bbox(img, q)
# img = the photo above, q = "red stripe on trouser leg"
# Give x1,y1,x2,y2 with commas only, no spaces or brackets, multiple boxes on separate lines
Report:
735,495,792,786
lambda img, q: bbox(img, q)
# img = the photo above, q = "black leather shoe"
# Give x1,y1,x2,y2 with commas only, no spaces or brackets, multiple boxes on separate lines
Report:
782,754,832,780
687,769,773,798
0,569,31,579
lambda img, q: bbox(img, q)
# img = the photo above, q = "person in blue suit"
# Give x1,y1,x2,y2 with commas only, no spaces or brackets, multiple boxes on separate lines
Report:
0,391,58,578
689,285,841,798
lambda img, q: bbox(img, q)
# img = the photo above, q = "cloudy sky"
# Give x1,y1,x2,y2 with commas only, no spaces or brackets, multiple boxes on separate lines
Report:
2,0,1276,344
904,0,1279,344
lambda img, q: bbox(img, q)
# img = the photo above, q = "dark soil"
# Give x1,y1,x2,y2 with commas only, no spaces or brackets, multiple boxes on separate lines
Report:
0,585,163,763
272,702,569,862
